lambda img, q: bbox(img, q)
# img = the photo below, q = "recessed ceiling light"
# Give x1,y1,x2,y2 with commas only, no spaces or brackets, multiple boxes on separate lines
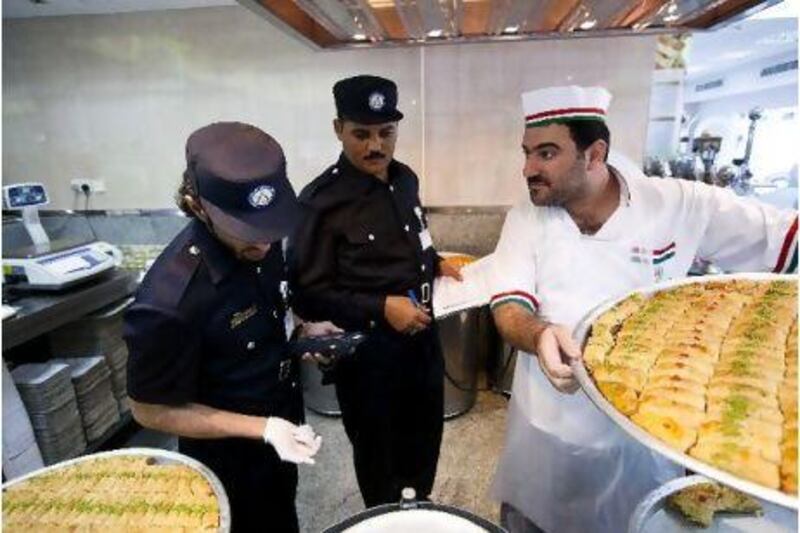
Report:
503,25,520,34
579,19,597,30
352,33,367,40
427,29,443,38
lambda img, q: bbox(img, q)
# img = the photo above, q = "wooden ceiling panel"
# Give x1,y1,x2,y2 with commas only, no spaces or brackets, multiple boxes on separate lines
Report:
539,0,582,32
372,5,409,39
258,0,339,47
461,0,493,35
681,0,765,28
616,0,670,27
241,0,772,48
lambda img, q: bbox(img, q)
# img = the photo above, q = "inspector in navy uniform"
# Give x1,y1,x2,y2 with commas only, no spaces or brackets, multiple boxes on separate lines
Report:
289,76,462,507
124,122,322,533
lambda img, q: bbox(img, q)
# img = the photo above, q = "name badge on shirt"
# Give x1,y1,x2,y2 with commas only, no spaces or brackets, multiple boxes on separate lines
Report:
230,304,258,329
419,228,433,250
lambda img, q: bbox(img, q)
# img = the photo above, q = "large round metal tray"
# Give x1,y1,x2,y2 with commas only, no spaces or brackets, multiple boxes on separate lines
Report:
572,273,799,510
628,475,797,532
2,447,231,532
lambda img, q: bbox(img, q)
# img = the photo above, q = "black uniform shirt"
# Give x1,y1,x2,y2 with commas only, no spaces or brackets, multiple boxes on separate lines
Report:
290,153,440,331
124,219,300,419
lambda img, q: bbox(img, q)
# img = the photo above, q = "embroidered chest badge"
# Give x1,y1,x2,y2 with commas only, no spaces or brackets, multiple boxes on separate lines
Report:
230,304,258,329
630,242,676,282
630,242,676,264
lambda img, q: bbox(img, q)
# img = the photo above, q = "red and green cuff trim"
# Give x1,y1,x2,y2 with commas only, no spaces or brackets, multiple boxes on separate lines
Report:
525,107,606,128
773,216,798,274
490,291,539,313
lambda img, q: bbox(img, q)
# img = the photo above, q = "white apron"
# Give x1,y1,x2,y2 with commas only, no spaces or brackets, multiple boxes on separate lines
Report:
488,153,798,533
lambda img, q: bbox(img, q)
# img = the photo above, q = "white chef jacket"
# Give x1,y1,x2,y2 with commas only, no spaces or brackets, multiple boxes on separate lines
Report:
488,153,798,533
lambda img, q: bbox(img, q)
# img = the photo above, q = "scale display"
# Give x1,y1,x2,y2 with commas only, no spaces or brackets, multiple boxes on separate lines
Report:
3,184,48,209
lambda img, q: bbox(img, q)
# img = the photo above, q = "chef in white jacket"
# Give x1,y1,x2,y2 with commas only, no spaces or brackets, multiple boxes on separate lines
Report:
489,85,798,533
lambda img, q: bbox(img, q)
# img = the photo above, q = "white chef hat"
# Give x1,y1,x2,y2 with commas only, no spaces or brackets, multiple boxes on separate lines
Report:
521,85,612,128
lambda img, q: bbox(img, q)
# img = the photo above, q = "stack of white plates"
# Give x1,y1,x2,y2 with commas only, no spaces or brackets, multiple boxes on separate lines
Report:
11,363,87,465
53,357,121,442
48,299,131,418
2,362,44,479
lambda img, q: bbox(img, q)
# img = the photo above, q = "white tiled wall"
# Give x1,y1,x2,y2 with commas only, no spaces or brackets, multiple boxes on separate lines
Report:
2,6,656,209
423,36,657,205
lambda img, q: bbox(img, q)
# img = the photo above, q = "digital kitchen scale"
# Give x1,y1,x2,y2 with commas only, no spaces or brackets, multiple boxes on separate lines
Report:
2,183,122,290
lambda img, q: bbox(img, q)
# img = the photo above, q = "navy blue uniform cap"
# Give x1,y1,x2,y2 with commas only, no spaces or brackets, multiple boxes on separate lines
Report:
185,122,300,243
334,75,404,125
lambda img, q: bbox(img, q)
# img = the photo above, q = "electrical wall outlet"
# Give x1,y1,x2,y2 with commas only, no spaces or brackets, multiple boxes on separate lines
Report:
70,179,106,194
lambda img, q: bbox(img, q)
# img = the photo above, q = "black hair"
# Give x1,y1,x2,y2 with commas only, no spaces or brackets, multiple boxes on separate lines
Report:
564,120,610,162
175,169,198,218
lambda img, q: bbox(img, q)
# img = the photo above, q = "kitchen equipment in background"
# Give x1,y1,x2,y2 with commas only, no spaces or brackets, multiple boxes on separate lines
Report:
322,487,506,532
301,359,341,417
302,304,493,419
692,134,722,184
436,252,491,419
438,307,481,419
491,342,517,397
730,107,764,195
2,183,122,290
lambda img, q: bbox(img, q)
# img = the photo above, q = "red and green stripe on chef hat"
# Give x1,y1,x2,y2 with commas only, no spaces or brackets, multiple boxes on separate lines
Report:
522,85,612,128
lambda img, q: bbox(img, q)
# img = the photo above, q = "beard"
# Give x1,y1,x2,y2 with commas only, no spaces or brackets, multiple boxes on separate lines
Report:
526,158,588,207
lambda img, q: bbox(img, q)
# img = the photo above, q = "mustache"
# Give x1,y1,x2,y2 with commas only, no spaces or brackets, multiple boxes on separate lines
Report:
526,175,548,186
365,151,386,161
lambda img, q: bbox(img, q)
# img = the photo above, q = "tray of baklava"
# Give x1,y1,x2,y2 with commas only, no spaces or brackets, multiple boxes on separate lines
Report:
573,274,798,509
2,447,230,532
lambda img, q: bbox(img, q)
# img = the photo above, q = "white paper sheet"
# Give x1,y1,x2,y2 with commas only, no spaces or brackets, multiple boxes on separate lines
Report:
433,254,493,319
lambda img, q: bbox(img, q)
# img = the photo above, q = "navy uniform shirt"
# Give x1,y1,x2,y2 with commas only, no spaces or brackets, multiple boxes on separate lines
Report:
124,219,301,420
289,154,440,331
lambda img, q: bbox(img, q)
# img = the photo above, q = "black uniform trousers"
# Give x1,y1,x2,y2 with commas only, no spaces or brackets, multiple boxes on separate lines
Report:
334,324,444,507
180,437,299,533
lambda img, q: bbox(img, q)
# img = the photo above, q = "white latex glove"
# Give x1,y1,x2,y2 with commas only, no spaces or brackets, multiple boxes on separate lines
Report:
262,417,322,465
535,324,581,394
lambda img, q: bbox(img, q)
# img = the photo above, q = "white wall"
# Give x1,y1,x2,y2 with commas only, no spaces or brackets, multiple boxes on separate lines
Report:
423,36,657,205
3,6,657,209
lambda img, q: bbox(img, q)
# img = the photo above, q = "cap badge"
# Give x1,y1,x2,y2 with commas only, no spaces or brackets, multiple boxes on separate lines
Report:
368,91,386,111
248,185,275,209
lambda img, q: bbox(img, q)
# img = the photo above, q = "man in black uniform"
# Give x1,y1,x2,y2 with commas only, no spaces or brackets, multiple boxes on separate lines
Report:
290,75,462,507
124,122,326,533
